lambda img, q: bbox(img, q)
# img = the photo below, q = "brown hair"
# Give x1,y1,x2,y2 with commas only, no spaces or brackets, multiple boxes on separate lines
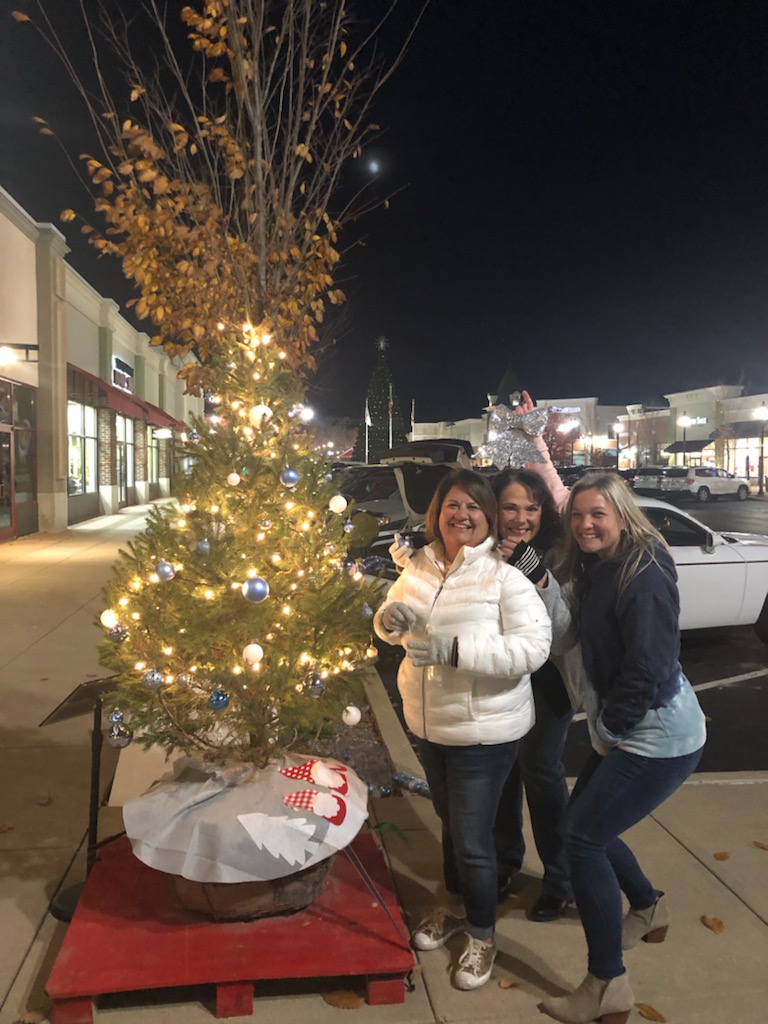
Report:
424,469,497,547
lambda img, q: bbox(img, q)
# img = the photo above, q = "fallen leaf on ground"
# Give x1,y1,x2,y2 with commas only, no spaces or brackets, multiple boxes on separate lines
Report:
753,841,768,851
323,990,365,1009
498,978,519,989
0,822,15,834
636,1003,667,1022
37,793,52,807
701,915,725,933
713,851,729,861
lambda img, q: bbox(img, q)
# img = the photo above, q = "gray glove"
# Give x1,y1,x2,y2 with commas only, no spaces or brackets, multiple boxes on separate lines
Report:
379,601,418,636
407,633,459,668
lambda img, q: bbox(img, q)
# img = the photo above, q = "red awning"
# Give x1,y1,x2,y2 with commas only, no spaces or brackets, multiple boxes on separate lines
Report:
69,365,185,431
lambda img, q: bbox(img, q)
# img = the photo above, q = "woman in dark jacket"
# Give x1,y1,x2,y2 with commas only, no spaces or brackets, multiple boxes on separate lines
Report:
538,472,706,1024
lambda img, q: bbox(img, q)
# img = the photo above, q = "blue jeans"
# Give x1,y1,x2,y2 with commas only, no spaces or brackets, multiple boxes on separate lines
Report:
565,745,703,979
495,663,574,900
415,736,518,939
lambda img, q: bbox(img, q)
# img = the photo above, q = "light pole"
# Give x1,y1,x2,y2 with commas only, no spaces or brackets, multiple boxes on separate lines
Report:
753,405,768,496
677,412,694,466
557,418,580,465
613,422,622,466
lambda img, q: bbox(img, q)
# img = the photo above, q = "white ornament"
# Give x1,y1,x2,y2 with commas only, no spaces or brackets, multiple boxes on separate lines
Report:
328,494,348,515
100,609,119,629
249,404,273,427
243,642,264,665
226,472,241,486
342,704,362,726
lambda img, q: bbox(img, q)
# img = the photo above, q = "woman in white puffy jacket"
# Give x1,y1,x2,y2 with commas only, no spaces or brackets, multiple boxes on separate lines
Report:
373,469,551,991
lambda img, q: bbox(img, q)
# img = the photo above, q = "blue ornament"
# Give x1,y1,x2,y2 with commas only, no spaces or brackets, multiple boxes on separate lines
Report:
106,724,133,749
196,539,211,555
304,674,326,698
208,689,230,711
342,519,354,534
107,625,129,642
143,669,164,690
343,558,357,576
361,603,373,619
242,577,270,603
108,708,124,724
279,467,300,488
155,560,176,581
188,429,200,441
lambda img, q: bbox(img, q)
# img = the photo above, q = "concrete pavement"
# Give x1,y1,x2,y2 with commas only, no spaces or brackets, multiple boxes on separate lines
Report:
1,504,768,1023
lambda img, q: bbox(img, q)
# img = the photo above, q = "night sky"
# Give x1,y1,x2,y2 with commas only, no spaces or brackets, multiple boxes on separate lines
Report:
4,1,768,424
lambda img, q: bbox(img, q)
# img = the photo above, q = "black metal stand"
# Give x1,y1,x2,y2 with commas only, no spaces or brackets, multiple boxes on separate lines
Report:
41,679,117,922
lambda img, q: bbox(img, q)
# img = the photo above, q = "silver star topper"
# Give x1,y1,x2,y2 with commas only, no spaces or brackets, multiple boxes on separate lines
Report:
475,405,550,469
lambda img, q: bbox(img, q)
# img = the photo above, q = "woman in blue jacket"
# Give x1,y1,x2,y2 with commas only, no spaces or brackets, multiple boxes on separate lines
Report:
539,472,706,1024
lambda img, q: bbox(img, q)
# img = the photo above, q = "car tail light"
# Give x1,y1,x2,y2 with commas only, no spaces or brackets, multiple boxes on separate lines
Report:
686,477,695,485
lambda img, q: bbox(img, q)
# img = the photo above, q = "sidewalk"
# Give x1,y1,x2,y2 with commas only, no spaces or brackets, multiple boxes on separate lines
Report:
1,505,768,1023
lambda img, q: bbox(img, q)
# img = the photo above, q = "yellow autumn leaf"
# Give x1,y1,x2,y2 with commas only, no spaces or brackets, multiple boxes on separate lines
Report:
11,10,31,21
636,1003,667,1022
700,915,725,933
31,116,48,125
498,978,519,989
753,841,768,851
713,851,729,861
130,86,145,102
340,41,347,57
60,209,77,222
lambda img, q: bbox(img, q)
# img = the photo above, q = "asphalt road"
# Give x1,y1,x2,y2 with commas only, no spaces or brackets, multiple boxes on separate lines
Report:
377,495,768,775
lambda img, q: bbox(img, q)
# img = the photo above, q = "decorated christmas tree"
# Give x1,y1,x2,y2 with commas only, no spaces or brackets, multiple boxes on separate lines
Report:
18,0,416,767
352,337,408,462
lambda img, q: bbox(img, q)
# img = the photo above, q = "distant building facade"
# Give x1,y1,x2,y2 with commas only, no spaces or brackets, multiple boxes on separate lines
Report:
410,384,768,482
0,186,202,543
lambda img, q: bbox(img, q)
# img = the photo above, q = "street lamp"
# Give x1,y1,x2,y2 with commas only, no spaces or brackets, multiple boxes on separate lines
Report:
753,405,768,496
557,418,580,464
613,422,622,466
677,412,694,466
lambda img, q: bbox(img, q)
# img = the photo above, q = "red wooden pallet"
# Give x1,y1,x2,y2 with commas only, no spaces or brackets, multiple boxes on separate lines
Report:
47,833,414,1023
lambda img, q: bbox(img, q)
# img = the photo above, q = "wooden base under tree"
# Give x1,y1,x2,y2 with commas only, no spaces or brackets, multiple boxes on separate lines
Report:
46,834,414,1023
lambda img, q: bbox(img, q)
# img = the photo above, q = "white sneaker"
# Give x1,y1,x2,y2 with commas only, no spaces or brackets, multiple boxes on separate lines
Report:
412,908,466,950
453,933,496,990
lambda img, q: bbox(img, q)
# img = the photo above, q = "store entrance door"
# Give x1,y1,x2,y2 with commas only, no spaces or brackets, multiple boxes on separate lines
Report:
0,429,15,542
116,440,128,508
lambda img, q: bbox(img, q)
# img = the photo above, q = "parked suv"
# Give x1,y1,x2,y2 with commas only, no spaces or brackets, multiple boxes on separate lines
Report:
658,466,750,503
631,466,669,496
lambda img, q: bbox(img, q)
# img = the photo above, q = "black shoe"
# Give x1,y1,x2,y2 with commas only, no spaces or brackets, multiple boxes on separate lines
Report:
497,871,527,901
527,893,571,922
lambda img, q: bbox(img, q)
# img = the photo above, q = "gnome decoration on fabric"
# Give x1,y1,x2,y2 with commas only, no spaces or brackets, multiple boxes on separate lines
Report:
475,404,550,469
123,752,368,883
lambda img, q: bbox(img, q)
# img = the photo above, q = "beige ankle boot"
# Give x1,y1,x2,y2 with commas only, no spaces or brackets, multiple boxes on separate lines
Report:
538,971,634,1024
622,892,670,950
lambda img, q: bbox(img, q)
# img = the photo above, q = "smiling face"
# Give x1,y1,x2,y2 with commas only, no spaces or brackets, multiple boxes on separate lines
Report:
570,487,624,559
438,485,490,561
498,482,543,546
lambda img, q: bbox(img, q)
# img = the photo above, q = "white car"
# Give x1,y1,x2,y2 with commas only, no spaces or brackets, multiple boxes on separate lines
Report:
636,497,768,633
366,493,768,641
656,466,750,503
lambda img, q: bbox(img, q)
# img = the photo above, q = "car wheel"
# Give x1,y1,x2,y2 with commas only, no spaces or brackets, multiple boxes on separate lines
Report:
755,595,768,645
737,485,749,501
696,487,710,503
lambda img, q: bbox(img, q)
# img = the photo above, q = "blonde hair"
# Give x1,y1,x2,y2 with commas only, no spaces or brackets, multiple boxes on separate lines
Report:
558,471,671,600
